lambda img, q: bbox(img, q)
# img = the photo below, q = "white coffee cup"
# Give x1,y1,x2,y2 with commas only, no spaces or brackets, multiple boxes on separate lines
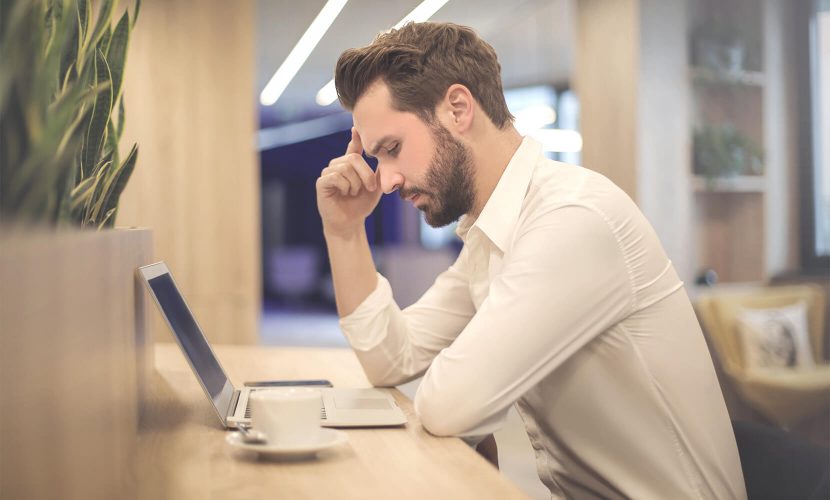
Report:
249,387,321,446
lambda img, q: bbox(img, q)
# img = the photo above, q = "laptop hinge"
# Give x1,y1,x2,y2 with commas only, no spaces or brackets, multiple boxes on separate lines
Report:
227,389,241,420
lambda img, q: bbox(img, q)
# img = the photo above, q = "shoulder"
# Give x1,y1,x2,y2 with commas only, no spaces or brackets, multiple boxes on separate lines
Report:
521,159,639,230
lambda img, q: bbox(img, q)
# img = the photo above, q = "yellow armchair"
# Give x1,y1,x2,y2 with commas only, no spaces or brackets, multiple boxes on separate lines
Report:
696,285,830,428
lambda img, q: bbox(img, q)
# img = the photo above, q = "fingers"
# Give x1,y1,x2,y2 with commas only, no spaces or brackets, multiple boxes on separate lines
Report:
318,129,375,198
345,127,363,156
316,171,351,196
344,153,377,192
338,164,363,196
319,151,377,196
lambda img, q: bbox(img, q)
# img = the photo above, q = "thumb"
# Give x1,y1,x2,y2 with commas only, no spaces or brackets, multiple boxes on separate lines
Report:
345,127,363,155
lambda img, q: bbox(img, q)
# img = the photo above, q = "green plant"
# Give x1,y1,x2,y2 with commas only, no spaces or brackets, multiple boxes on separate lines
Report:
0,0,139,229
693,123,764,180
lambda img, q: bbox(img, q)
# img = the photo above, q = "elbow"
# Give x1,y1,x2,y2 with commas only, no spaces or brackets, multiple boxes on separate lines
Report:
415,378,507,437
415,390,474,437
416,398,456,436
363,364,417,388
363,368,400,388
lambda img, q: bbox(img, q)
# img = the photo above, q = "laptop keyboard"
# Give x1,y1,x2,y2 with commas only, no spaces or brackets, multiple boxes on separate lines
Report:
244,393,327,421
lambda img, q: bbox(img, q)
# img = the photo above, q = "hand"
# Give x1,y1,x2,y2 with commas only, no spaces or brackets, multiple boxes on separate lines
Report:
316,128,382,238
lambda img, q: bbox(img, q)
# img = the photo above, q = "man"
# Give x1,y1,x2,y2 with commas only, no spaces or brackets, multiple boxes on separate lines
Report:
316,22,746,499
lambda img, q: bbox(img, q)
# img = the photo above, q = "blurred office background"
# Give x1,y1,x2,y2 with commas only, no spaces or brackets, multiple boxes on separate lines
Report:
113,0,828,497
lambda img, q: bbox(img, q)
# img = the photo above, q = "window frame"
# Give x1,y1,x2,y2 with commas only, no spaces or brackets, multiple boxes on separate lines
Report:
797,0,830,272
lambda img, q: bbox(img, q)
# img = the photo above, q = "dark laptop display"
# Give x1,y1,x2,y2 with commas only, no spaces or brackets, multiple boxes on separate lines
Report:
146,271,235,418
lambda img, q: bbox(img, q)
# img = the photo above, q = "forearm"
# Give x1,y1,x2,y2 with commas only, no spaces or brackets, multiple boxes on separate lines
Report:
324,225,378,317
338,256,477,387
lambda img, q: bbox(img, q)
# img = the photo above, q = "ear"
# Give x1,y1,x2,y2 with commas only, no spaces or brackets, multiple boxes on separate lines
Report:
441,84,474,134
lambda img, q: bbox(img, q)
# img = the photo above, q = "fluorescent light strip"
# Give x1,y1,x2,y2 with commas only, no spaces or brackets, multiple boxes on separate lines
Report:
392,0,450,29
514,105,557,135
260,0,349,106
528,129,583,153
316,80,337,106
315,0,450,106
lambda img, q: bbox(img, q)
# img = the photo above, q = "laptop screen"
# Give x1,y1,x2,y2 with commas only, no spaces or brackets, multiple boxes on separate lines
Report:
144,268,235,422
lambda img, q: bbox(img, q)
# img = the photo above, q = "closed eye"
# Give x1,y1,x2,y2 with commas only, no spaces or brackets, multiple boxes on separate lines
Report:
388,143,400,157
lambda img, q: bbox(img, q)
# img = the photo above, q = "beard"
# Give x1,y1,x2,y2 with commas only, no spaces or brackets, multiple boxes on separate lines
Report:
399,124,476,228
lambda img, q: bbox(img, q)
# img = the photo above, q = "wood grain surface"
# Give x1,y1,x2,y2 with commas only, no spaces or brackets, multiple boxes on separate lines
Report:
0,229,154,500
118,0,261,345
136,343,529,500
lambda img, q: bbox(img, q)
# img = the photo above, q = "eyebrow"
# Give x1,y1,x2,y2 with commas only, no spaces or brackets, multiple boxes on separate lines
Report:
367,135,396,157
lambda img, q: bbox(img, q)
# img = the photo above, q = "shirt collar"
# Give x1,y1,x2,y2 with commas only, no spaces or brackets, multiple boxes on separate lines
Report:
455,136,542,250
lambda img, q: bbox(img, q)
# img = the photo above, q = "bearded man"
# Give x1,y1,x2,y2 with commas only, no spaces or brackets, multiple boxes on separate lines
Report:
315,21,746,500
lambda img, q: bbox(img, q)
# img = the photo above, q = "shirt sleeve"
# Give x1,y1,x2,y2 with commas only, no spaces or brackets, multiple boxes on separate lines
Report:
414,205,635,437
339,248,478,387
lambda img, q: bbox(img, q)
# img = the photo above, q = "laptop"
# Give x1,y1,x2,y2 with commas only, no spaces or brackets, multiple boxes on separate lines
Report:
138,261,407,429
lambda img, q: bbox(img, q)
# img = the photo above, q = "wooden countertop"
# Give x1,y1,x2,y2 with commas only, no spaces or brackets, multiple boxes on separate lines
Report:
134,343,529,499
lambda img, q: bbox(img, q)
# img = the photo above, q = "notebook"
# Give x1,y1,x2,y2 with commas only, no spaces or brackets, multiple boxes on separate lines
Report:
138,261,407,428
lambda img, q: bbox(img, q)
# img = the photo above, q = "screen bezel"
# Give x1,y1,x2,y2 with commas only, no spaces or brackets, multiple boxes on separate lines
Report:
138,261,236,426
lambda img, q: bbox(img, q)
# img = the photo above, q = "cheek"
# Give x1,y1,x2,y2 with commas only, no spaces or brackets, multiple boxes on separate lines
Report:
406,150,435,181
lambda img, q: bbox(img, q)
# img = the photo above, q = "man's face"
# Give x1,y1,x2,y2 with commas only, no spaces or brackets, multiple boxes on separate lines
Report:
353,81,475,227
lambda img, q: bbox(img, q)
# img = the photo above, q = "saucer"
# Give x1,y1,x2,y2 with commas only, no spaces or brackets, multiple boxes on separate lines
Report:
226,428,348,459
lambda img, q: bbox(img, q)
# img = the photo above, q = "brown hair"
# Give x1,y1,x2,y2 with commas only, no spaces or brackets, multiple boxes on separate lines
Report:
334,22,513,129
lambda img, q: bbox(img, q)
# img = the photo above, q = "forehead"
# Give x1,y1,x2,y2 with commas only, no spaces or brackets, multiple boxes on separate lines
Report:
352,81,429,150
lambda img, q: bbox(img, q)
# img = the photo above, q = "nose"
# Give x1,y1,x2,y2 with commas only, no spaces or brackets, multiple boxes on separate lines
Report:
378,164,404,194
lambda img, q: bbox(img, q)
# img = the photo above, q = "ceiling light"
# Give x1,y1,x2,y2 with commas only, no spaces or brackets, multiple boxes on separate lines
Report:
528,129,583,153
392,0,450,29
316,0,450,106
260,0,349,106
514,105,557,135
315,80,337,106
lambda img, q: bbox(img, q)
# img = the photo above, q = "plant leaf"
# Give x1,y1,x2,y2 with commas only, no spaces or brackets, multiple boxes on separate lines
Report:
69,172,97,212
132,0,140,28
85,156,111,224
97,24,112,55
106,119,119,166
92,149,113,178
106,10,130,104
81,48,112,180
98,206,118,229
8,83,97,213
94,143,137,225
77,0,91,65
116,94,125,138
86,0,115,52
44,0,61,56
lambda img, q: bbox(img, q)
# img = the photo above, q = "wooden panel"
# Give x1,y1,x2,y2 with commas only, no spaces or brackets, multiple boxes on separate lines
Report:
694,192,765,282
0,229,153,500
117,0,261,344
575,0,639,200
133,344,529,499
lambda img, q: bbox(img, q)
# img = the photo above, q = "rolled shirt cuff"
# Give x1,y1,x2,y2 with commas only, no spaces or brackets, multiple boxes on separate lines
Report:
338,273,394,351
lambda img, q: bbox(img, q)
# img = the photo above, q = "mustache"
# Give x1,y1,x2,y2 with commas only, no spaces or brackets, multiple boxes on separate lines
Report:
399,187,428,200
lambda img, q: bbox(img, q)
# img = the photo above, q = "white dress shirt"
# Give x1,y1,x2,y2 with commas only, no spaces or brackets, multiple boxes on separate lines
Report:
340,137,746,499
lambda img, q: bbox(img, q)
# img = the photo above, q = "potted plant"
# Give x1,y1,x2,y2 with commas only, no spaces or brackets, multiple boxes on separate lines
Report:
1,0,140,228
693,122,764,181
0,2,154,497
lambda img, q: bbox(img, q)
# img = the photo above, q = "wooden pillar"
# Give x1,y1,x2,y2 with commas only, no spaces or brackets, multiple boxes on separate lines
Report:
118,0,261,344
574,0,640,200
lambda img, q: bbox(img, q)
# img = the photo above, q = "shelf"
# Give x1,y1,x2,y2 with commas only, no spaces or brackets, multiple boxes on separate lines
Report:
692,175,767,193
689,281,768,300
690,66,765,87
